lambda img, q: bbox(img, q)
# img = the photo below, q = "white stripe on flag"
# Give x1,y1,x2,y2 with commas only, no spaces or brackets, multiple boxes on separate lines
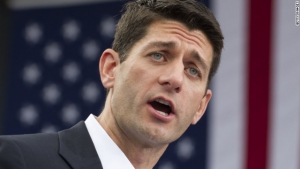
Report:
269,0,300,169
209,0,247,169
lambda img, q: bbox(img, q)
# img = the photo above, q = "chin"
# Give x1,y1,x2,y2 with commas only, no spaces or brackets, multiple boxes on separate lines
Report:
138,126,175,145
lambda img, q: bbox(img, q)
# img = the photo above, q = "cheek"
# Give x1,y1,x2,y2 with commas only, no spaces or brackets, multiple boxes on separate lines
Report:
128,62,156,88
183,84,203,102
180,87,204,116
115,62,155,103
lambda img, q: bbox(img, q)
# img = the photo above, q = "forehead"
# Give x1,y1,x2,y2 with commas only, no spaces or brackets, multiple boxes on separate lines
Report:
149,20,208,48
132,20,213,68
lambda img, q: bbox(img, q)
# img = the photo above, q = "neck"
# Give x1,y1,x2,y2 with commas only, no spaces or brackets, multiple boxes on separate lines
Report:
96,92,168,169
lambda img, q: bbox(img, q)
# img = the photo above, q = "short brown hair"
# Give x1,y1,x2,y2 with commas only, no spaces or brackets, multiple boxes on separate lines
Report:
112,0,224,87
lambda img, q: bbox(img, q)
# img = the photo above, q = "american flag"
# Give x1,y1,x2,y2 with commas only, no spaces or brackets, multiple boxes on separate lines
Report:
1,0,299,169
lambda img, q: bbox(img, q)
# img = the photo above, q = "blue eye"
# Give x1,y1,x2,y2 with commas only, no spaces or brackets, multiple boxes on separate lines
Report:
152,53,163,60
189,68,199,76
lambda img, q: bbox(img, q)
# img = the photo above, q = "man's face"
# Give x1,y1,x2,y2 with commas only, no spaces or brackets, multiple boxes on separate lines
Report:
110,20,213,146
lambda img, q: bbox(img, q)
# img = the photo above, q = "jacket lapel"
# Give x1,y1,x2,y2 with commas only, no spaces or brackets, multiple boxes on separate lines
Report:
58,121,103,169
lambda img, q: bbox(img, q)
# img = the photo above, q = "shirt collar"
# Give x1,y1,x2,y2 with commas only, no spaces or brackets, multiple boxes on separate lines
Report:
85,114,135,169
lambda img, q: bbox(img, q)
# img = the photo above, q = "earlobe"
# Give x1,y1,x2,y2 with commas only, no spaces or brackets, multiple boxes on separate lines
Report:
99,49,119,89
191,89,212,125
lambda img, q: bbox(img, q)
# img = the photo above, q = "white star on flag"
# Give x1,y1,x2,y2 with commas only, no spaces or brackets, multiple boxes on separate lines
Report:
99,16,116,39
158,161,176,169
61,104,80,125
41,124,58,133
24,22,43,44
44,42,62,63
62,61,81,83
62,19,80,41
19,105,39,126
176,137,195,160
82,82,100,103
42,84,61,104
82,40,100,61
22,63,41,85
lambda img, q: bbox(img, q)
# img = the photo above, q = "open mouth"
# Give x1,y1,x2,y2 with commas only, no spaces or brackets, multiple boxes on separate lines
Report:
149,98,172,117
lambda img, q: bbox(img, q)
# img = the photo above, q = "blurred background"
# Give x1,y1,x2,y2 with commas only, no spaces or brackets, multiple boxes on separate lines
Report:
0,0,299,169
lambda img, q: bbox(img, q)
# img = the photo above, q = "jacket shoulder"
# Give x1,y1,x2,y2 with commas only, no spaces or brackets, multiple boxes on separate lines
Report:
0,133,59,154
0,135,28,169
0,133,69,169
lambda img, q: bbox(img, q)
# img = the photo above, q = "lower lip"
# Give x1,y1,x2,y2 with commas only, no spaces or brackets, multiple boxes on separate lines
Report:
147,103,175,122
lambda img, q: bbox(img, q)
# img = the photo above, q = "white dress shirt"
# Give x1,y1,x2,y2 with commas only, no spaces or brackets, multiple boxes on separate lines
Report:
85,114,135,169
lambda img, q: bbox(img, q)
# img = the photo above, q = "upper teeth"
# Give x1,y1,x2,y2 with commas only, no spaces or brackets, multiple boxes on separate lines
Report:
155,98,170,106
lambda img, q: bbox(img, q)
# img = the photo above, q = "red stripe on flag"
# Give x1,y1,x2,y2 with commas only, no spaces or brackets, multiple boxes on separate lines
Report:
246,0,273,169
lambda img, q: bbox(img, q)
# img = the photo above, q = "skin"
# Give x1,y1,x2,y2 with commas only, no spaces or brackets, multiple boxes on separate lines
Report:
97,20,213,169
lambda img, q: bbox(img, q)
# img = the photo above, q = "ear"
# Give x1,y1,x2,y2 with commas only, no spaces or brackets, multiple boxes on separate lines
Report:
191,89,212,125
99,49,119,89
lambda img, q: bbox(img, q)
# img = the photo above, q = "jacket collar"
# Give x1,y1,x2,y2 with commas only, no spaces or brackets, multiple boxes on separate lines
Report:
58,121,103,169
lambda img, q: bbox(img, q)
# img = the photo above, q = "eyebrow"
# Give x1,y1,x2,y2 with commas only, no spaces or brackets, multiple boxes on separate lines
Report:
143,41,176,50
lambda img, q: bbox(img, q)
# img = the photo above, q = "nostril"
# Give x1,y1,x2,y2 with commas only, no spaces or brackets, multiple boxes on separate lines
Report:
174,87,181,93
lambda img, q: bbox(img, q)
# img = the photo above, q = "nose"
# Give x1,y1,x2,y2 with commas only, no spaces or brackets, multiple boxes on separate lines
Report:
158,62,184,93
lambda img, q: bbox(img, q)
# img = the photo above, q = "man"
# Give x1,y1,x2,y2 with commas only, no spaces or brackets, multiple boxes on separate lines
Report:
0,0,223,168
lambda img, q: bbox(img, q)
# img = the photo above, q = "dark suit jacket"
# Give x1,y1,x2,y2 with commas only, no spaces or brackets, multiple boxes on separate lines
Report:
0,121,103,169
